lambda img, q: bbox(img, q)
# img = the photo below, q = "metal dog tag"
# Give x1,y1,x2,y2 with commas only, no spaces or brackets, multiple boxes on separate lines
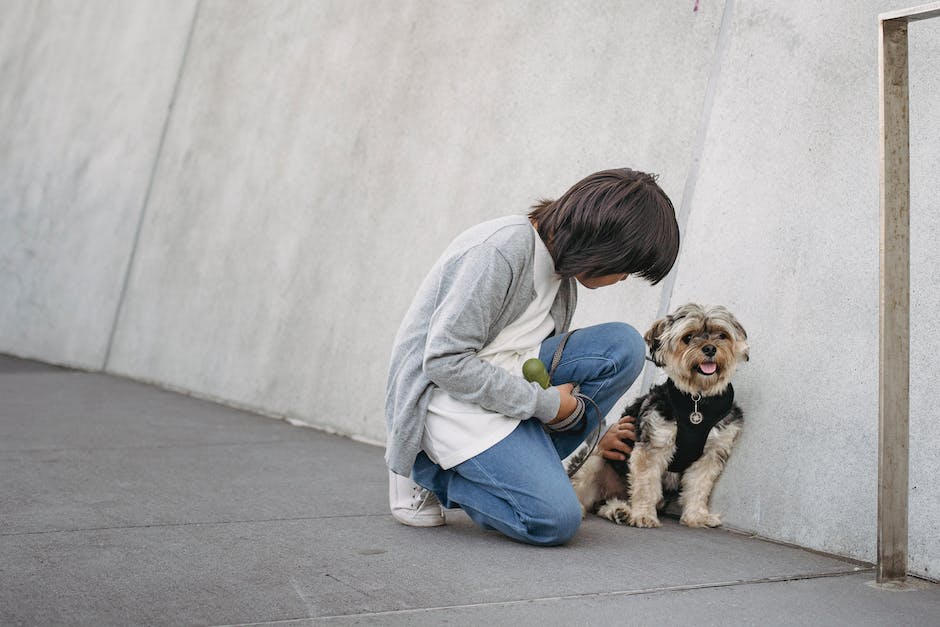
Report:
689,393,704,424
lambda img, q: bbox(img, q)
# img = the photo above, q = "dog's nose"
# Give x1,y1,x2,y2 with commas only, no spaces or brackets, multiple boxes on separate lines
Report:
702,344,717,357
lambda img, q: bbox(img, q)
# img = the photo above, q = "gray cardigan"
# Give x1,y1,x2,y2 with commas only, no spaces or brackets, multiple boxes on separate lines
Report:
385,215,578,475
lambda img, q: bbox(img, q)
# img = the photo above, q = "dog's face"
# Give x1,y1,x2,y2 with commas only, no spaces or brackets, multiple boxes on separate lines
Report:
645,303,749,397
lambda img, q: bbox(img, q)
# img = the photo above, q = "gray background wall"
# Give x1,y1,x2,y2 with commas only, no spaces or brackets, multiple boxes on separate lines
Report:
1,0,937,580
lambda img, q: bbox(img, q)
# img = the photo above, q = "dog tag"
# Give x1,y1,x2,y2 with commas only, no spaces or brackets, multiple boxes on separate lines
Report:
689,393,703,424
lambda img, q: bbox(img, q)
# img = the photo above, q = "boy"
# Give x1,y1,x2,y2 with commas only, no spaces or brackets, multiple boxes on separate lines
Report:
385,168,679,545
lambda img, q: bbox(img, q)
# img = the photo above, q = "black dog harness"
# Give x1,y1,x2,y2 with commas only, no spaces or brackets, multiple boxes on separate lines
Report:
664,379,735,473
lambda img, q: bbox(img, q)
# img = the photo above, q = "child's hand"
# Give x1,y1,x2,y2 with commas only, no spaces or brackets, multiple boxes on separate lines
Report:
599,415,637,461
549,383,578,424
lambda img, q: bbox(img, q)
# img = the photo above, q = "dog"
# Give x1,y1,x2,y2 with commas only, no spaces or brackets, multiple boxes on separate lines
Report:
571,303,749,528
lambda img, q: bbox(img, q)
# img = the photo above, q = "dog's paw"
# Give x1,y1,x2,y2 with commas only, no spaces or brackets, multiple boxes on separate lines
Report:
680,510,722,528
596,499,631,525
628,509,661,528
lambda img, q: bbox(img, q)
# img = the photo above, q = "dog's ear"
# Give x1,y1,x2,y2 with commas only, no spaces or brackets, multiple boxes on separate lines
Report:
644,317,670,366
738,335,750,361
728,314,749,362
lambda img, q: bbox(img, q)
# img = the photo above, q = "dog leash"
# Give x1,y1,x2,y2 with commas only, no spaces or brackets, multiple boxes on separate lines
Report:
563,395,603,478
527,330,604,478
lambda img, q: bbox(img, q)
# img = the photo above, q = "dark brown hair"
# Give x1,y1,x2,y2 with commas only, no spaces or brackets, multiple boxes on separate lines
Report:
528,168,679,283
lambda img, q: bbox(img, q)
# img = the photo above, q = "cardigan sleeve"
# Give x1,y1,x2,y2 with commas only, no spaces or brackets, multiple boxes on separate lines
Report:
421,242,560,423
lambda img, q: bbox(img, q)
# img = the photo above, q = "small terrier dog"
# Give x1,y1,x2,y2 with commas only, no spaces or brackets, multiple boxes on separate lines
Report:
572,303,749,528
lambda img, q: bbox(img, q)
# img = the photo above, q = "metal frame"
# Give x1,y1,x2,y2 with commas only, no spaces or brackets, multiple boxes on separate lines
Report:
877,1,940,584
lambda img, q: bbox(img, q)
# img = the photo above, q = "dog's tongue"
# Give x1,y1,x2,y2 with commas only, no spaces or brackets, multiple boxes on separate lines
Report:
699,362,717,375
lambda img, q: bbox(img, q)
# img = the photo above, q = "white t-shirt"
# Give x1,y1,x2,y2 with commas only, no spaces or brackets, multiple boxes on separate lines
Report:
421,227,561,469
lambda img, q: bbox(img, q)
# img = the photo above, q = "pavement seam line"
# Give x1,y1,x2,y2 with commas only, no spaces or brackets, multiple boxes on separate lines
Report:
0,439,297,455
0,514,392,537
208,568,875,626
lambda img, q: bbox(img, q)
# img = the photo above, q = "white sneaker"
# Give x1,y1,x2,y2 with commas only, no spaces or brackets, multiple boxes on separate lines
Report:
388,470,445,527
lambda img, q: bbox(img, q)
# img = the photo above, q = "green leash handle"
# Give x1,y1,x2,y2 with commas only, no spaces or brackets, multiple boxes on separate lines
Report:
522,358,551,389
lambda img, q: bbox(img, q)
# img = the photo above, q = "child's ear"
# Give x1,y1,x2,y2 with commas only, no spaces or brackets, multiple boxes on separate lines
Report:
644,317,670,366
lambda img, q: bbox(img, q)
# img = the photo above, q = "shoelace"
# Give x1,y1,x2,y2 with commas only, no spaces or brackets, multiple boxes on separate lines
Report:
410,485,426,507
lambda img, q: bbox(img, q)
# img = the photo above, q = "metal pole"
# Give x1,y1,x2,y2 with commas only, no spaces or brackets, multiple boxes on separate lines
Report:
877,14,910,584
876,1,940,585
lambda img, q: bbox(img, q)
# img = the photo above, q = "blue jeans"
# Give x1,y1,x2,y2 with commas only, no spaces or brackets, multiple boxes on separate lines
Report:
411,322,645,546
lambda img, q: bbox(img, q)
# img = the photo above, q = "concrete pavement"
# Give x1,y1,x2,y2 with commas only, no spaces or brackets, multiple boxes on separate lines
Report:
1,354,937,626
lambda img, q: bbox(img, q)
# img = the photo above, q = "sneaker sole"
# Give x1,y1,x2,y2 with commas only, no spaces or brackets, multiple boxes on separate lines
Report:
391,510,446,527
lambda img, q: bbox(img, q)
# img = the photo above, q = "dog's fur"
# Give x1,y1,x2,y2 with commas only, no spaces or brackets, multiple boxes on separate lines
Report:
571,303,749,528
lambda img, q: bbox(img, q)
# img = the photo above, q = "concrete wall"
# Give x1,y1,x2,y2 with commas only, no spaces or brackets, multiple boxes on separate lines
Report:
0,0,197,367
1,0,937,579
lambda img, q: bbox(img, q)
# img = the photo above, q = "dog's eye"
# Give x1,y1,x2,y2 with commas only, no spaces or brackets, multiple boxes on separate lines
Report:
682,334,692,345
718,333,727,340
